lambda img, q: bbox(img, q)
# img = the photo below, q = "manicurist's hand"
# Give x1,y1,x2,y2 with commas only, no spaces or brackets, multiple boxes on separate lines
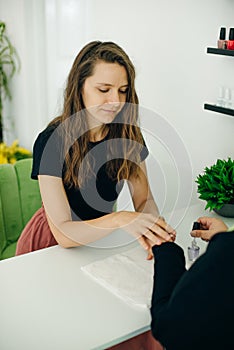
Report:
191,216,228,241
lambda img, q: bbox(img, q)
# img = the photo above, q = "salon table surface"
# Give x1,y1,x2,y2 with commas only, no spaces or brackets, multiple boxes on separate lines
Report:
0,202,233,350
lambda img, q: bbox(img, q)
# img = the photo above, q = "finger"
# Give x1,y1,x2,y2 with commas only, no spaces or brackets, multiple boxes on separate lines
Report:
191,229,203,238
147,247,154,260
150,224,174,242
170,232,176,241
154,218,176,235
197,217,213,229
137,236,149,250
191,229,212,241
201,237,209,242
147,251,154,260
144,229,167,245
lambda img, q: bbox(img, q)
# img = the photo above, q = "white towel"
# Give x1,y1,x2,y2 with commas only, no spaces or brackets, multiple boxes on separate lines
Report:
81,246,154,308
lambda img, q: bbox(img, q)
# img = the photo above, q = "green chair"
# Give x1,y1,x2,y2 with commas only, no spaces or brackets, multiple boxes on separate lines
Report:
0,158,41,260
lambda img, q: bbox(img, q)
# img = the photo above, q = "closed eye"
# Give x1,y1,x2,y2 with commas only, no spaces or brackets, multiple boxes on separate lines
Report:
98,88,128,94
119,89,128,94
98,89,109,93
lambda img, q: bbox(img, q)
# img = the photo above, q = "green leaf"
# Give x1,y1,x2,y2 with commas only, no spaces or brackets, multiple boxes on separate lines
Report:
196,157,234,208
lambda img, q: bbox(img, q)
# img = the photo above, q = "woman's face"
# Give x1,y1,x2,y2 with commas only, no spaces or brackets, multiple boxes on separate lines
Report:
82,61,128,127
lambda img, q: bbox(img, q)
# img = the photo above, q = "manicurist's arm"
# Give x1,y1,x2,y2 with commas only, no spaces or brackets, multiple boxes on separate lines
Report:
150,242,186,346
150,218,234,350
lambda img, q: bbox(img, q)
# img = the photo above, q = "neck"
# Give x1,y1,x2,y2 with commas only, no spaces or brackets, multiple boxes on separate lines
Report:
89,125,108,142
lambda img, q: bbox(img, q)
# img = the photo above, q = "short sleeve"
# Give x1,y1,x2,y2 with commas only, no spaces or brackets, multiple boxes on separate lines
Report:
31,124,64,179
140,135,149,162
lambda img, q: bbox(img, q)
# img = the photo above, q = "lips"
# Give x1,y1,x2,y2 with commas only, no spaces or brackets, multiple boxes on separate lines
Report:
101,109,118,113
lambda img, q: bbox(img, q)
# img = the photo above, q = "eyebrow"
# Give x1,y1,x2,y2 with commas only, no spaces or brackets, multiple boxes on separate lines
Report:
96,83,128,87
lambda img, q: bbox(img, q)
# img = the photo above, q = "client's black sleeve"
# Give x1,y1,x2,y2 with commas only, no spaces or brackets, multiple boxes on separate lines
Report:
150,231,234,350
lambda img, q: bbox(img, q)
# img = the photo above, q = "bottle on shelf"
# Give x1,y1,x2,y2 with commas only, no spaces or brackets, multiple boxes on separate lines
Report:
217,27,227,49
223,87,232,109
216,87,233,109
231,89,234,109
227,28,234,50
216,86,225,107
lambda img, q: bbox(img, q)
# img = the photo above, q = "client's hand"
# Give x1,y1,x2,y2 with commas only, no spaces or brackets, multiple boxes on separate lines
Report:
119,212,176,253
191,216,228,241
140,217,176,260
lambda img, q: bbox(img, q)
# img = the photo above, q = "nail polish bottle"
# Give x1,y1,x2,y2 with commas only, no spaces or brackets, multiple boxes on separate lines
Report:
216,86,225,107
231,89,234,109
217,27,227,49
227,28,234,50
188,222,200,262
224,87,232,109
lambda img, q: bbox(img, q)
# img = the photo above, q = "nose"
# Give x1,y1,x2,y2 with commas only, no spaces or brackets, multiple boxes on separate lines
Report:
107,90,122,106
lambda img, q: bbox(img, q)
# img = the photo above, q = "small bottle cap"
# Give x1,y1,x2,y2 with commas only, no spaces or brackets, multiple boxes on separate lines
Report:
192,222,200,230
229,28,234,40
219,27,226,40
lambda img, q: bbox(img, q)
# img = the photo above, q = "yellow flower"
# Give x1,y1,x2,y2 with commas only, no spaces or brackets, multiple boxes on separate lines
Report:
0,139,32,164
9,157,17,164
11,140,19,148
0,142,7,153
0,154,8,164
17,147,31,155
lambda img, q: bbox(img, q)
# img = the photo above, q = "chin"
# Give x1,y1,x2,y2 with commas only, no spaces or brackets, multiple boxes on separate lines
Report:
98,111,118,124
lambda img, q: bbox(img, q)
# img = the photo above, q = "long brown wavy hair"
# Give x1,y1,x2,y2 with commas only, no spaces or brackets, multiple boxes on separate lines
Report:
49,41,145,188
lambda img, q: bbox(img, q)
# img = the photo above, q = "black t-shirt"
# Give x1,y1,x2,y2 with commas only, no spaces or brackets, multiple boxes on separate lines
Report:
32,123,149,221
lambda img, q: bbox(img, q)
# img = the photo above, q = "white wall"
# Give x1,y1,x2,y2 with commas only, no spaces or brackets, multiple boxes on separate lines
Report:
0,0,48,146
1,0,234,217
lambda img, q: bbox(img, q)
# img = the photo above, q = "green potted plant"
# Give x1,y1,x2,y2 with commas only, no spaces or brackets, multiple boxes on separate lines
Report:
196,157,234,217
0,21,20,142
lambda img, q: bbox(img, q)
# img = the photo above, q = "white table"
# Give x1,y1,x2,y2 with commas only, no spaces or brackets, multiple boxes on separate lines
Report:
0,202,233,350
